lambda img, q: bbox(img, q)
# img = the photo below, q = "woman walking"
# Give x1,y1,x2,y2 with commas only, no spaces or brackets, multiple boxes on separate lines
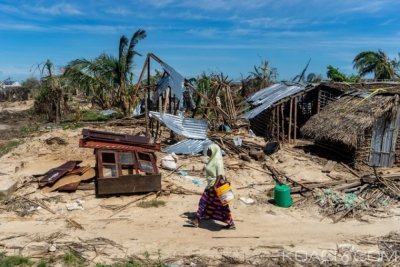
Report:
189,143,235,229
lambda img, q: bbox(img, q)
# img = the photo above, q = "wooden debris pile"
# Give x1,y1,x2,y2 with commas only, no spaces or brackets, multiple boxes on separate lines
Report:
0,195,62,217
302,171,400,222
210,134,268,161
35,161,95,193
163,239,400,267
378,232,400,259
259,156,399,223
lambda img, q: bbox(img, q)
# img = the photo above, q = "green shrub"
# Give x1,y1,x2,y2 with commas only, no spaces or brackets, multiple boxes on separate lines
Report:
0,252,33,267
62,251,83,267
0,140,23,158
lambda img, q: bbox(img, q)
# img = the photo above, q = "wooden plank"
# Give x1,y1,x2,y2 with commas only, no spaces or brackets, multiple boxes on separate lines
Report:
271,109,275,139
321,160,337,173
332,181,362,191
276,106,280,141
288,98,293,144
96,174,161,195
281,104,284,142
42,168,95,192
294,97,297,143
333,192,378,223
290,179,360,193
340,162,360,177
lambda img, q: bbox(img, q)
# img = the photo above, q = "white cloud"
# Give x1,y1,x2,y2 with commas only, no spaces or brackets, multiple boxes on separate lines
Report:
317,37,400,48
62,24,130,33
142,0,269,11
0,22,45,31
0,4,20,14
140,0,176,8
30,3,82,16
106,7,132,16
148,43,265,50
0,21,134,33
338,0,400,14
380,18,397,26
243,17,307,29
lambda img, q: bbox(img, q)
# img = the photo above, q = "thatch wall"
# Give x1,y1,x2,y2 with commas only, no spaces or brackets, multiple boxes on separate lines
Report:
301,95,399,149
354,130,372,170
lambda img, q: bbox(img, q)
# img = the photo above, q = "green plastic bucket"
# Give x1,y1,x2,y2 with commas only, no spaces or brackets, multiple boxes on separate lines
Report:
274,183,292,208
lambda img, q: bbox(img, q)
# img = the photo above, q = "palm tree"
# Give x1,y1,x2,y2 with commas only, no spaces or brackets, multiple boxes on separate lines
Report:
250,59,278,89
34,60,64,123
353,50,399,80
64,29,146,115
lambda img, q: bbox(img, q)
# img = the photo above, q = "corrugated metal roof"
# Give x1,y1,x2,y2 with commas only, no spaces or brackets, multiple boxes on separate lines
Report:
156,62,185,103
242,82,305,119
349,91,371,98
149,111,208,139
164,139,212,155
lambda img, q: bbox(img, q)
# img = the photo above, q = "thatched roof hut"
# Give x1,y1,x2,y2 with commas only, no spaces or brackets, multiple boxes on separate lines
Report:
302,94,399,148
302,91,400,168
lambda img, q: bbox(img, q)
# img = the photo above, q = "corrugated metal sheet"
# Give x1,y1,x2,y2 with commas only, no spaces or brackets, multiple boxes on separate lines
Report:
243,82,305,119
149,111,208,139
164,139,212,155
349,91,371,98
369,112,400,167
156,62,185,102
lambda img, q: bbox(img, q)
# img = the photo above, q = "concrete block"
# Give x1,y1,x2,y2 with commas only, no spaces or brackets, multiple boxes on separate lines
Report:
0,175,17,200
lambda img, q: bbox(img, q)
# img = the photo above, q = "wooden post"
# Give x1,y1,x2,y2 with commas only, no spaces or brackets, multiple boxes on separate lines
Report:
147,56,151,107
155,95,162,139
289,98,293,144
276,106,280,141
272,109,275,140
145,56,151,137
163,88,170,113
281,104,285,142
169,89,172,114
145,90,149,136
294,97,298,144
317,89,321,113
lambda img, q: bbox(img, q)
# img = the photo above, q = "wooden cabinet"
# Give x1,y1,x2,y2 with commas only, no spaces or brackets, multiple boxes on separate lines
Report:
95,149,161,196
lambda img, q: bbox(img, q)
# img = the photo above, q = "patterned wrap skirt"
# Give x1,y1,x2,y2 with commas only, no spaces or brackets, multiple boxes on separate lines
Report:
196,179,234,226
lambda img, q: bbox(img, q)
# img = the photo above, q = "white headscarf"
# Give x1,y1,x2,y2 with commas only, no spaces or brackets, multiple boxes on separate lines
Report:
205,144,224,188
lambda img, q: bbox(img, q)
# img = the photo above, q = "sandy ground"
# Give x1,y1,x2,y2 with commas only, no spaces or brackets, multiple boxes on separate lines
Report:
0,100,34,112
0,101,399,265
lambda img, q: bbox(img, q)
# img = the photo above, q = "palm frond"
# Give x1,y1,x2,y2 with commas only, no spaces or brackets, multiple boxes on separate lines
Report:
126,29,146,72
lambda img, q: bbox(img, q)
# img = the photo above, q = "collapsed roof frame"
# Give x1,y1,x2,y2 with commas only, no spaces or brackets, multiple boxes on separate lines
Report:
133,53,238,137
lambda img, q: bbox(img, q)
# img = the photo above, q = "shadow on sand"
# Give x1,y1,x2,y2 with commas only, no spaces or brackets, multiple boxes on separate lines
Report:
181,211,226,232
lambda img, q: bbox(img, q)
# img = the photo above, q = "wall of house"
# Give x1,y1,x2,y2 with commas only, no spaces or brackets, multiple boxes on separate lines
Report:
249,109,272,139
395,134,400,167
354,130,372,171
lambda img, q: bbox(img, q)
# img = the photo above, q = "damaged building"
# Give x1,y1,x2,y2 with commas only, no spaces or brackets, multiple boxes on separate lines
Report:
302,86,400,170
241,82,343,143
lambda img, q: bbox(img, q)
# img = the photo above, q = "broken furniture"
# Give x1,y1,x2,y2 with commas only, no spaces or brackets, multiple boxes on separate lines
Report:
36,161,95,192
79,129,161,196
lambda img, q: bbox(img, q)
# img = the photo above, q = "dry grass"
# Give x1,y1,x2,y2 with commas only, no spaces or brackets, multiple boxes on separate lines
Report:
136,199,166,208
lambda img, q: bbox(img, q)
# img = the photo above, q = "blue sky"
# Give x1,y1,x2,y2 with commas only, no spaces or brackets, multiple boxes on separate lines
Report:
1,0,400,82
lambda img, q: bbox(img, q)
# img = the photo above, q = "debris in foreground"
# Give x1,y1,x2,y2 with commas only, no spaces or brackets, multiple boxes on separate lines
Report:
37,161,95,193
79,129,161,196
